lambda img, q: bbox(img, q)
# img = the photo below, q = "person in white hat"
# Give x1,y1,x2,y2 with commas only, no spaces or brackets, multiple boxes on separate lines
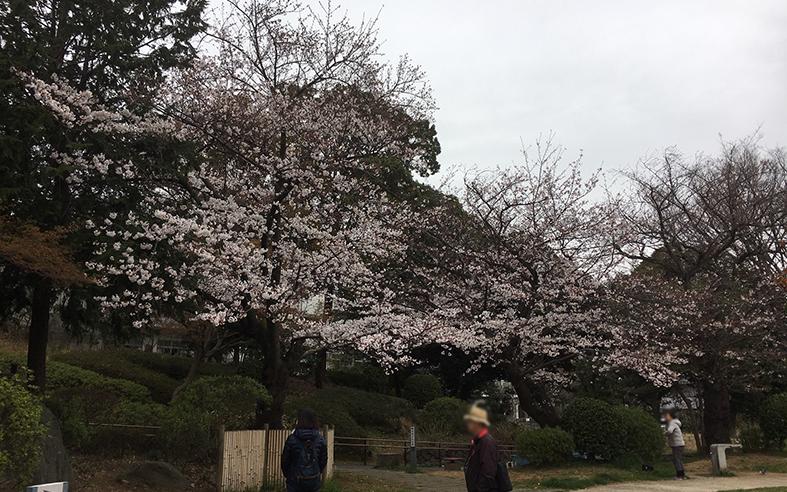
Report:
464,403,508,492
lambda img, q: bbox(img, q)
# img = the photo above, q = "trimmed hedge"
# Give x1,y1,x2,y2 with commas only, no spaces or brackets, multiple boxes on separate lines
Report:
563,398,663,462
0,352,150,401
403,374,442,408
419,397,467,437
613,405,663,463
760,393,787,450
53,350,178,402
515,427,574,466
327,364,390,394
563,397,621,459
0,376,46,487
287,386,415,437
120,350,232,380
172,376,270,430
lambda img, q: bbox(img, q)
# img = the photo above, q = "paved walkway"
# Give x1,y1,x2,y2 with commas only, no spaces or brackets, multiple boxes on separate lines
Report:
338,465,787,491
586,473,787,491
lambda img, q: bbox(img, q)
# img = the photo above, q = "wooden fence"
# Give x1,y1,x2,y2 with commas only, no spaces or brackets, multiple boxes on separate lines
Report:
219,427,334,491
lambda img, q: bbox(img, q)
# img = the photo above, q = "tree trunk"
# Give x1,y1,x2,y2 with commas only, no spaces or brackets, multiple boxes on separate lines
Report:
27,277,53,391
702,380,732,449
505,364,560,427
314,349,327,389
171,345,204,402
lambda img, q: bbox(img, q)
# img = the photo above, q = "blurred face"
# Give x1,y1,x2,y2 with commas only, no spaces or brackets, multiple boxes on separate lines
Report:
465,419,484,436
661,412,672,423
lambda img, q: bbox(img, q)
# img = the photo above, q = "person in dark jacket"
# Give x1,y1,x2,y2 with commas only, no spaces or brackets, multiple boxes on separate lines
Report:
281,409,328,492
464,403,500,492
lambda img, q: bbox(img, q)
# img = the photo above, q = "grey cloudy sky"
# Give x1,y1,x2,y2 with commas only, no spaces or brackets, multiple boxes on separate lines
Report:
338,0,787,183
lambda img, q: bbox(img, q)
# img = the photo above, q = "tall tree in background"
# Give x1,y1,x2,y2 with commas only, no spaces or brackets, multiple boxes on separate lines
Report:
416,139,619,426
25,0,438,425
0,0,206,388
609,140,787,448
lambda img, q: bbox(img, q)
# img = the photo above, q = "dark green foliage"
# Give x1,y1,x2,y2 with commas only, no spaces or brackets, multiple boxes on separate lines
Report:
54,350,179,402
515,427,575,466
612,405,663,463
403,374,442,408
562,398,622,460
760,393,787,450
0,352,150,401
0,376,46,487
121,350,231,380
418,397,467,437
328,364,390,394
739,421,766,452
288,386,414,437
172,376,270,431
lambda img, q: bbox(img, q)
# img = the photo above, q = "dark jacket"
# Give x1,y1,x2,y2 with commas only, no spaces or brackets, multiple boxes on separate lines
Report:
281,428,328,487
465,431,499,492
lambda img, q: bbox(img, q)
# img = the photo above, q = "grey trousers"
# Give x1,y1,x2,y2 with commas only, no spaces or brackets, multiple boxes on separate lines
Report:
671,446,685,476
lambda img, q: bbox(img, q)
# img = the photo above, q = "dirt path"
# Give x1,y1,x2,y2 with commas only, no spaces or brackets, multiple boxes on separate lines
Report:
338,465,787,492
586,473,787,491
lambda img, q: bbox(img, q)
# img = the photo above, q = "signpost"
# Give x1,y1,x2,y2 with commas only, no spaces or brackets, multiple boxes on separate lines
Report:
407,426,417,472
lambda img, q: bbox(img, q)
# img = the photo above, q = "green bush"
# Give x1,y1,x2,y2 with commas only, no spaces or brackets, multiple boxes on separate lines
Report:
121,350,231,380
739,421,766,452
287,386,415,437
327,365,390,394
0,353,150,401
612,405,663,463
403,374,442,408
419,397,467,437
0,376,46,487
160,404,213,462
515,427,575,466
54,350,178,402
172,376,270,431
760,393,787,450
562,397,622,460
47,395,90,449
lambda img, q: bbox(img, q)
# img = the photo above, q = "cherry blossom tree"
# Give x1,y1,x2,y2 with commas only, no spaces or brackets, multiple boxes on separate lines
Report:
22,0,437,424
608,140,787,447
414,138,619,426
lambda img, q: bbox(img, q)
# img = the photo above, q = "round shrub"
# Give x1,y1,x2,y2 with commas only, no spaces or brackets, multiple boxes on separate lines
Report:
515,427,574,466
0,376,46,487
613,405,663,463
760,393,787,450
403,374,442,408
419,397,466,437
739,421,765,452
562,397,622,460
172,376,271,430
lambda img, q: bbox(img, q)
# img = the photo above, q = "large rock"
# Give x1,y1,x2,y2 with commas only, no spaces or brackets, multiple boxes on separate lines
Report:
118,461,191,489
32,407,73,487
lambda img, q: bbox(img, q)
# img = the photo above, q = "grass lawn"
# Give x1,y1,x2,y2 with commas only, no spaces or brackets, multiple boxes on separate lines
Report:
507,461,677,490
323,471,412,492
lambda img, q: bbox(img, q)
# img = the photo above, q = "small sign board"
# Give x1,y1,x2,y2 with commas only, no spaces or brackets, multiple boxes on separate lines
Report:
26,482,68,492
409,426,416,448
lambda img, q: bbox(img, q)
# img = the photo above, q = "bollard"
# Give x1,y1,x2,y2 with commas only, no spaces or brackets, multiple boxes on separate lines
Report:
710,443,741,475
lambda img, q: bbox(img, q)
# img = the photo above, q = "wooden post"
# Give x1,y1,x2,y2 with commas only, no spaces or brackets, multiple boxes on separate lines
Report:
363,438,368,466
407,426,417,472
216,425,225,491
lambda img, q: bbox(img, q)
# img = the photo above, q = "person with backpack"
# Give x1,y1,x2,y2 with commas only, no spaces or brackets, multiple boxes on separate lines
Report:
463,403,512,492
281,408,328,492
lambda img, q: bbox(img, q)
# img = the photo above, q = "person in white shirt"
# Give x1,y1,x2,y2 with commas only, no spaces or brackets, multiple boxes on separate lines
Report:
661,408,686,479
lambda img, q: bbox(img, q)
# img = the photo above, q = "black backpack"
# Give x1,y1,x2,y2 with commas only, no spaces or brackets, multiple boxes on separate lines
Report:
293,437,321,491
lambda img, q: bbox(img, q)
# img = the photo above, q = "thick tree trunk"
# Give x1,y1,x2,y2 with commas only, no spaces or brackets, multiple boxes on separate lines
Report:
505,364,560,427
171,345,204,402
27,277,53,391
702,381,732,449
314,349,327,389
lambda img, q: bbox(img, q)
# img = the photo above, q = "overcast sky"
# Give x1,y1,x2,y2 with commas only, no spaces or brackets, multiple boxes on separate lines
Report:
337,0,787,184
